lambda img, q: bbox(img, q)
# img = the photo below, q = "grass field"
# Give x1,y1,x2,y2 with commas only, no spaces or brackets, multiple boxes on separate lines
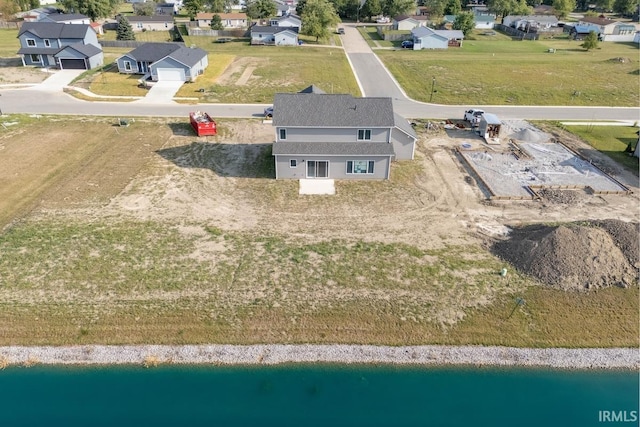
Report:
0,116,637,347
562,125,640,172
0,29,19,58
376,35,640,106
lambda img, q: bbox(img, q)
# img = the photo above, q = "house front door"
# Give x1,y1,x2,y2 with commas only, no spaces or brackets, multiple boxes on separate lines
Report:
307,160,329,178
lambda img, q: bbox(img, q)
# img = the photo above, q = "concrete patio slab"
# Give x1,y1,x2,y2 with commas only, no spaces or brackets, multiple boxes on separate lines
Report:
299,179,335,195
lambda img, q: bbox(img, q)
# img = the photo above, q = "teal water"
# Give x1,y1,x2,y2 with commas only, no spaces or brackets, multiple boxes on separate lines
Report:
0,365,637,426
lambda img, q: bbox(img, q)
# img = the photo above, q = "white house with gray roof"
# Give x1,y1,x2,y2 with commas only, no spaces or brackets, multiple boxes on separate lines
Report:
271,88,417,180
411,27,464,49
251,26,299,45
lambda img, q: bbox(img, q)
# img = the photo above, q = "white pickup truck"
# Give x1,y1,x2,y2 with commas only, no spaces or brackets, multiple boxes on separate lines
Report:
463,109,484,122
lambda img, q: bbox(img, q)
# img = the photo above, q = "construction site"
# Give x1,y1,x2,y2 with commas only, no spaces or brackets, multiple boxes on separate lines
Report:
451,120,631,200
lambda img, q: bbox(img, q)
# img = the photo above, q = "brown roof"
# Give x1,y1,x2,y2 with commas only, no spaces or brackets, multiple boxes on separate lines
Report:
580,16,619,26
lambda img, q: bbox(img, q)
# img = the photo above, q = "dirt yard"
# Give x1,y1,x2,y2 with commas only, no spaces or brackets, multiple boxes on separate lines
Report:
0,59,49,85
0,115,637,346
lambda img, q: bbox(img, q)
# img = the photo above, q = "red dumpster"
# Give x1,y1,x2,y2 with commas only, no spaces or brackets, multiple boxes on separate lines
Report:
189,111,217,136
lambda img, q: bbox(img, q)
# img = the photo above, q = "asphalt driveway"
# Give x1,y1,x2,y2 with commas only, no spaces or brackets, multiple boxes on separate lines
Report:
136,80,184,103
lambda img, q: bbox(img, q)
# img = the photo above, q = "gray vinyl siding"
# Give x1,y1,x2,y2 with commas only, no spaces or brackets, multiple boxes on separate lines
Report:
87,52,103,69
274,32,297,45
19,34,61,49
275,155,391,180
116,54,140,74
390,128,415,160
415,36,448,49
276,127,390,143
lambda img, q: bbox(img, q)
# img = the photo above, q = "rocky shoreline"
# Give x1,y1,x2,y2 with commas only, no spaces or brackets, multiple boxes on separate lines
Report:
0,345,637,369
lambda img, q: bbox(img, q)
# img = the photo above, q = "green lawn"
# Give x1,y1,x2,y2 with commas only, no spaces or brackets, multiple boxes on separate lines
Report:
564,124,640,173
0,29,19,58
377,36,640,106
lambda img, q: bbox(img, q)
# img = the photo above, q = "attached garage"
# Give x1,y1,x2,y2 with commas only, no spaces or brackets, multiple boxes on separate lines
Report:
59,58,87,70
156,68,185,81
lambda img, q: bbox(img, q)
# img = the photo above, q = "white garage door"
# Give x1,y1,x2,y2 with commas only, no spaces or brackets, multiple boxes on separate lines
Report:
157,68,186,81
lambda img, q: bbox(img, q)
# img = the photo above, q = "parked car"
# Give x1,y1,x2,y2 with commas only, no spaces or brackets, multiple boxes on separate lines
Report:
264,106,274,118
216,37,232,43
337,27,345,34
376,16,390,23
464,109,485,122
401,40,414,49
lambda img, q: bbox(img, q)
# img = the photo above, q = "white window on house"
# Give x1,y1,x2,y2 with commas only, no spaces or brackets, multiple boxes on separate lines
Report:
124,61,132,71
44,39,51,47
165,22,168,28
290,159,297,168
357,129,372,140
347,160,375,174
26,38,36,47
137,23,143,29
279,128,286,140
30,54,41,63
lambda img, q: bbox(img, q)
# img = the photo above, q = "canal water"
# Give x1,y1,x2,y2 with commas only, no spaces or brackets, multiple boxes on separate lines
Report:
0,365,637,426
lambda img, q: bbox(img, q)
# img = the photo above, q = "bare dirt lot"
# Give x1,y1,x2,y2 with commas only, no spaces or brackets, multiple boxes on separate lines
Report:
0,115,637,346
0,60,48,85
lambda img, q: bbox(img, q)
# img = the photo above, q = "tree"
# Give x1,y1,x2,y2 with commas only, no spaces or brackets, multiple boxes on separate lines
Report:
581,30,598,50
552,0,575,17
245,0,277,19
204,0,228,13
13,0,38,12
210,14,225,29
444,0,461,15
452,11,474,36
613,0,638,15
182,0,203,19
594,0,614,11
487,0,531,21
60,0,121,21
380,0,415,18
135,1,156,16
116,15,135,40
301,0,340,41
0,0,18,17
425,0,446,18
360,0,382,20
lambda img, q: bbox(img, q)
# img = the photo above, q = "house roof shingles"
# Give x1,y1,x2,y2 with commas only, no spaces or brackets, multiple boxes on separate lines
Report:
124,42,181,62
165,46,207,67
57,42,102,57
251,25,298,34
43,13,89,22
273,93,395,128
272,141,396,156
126,15,174,23
19,22,90,39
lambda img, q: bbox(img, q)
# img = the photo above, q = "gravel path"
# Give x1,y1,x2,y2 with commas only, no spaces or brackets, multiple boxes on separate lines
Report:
1,345,637,369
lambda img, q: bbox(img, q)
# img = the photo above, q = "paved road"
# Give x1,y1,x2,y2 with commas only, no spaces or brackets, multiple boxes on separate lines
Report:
341,24,640,121
1,30,639,121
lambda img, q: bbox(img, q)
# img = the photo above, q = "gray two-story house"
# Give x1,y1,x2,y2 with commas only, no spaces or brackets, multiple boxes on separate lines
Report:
272,89,417,180
17,21,103,69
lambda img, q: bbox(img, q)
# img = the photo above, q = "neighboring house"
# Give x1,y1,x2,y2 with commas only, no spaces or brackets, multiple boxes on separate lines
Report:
392,14,428,31
502,15,558,29
90,21,104,35
474,14,496,29
271,88,417,180
17,21,103,69
38,13,90,24
17,7,58,22
579,17,638,41
251,26,299,45
569,24,601,40
196,12,248,28
155,2,178,14
274,0,296,16
116,42,208,81
634,31,640,44
126,15,174,32
269,14,301,29
411,27,464,49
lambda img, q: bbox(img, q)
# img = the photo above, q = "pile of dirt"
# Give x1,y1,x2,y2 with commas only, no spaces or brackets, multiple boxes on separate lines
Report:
588,219,640,268
492,220,638,290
